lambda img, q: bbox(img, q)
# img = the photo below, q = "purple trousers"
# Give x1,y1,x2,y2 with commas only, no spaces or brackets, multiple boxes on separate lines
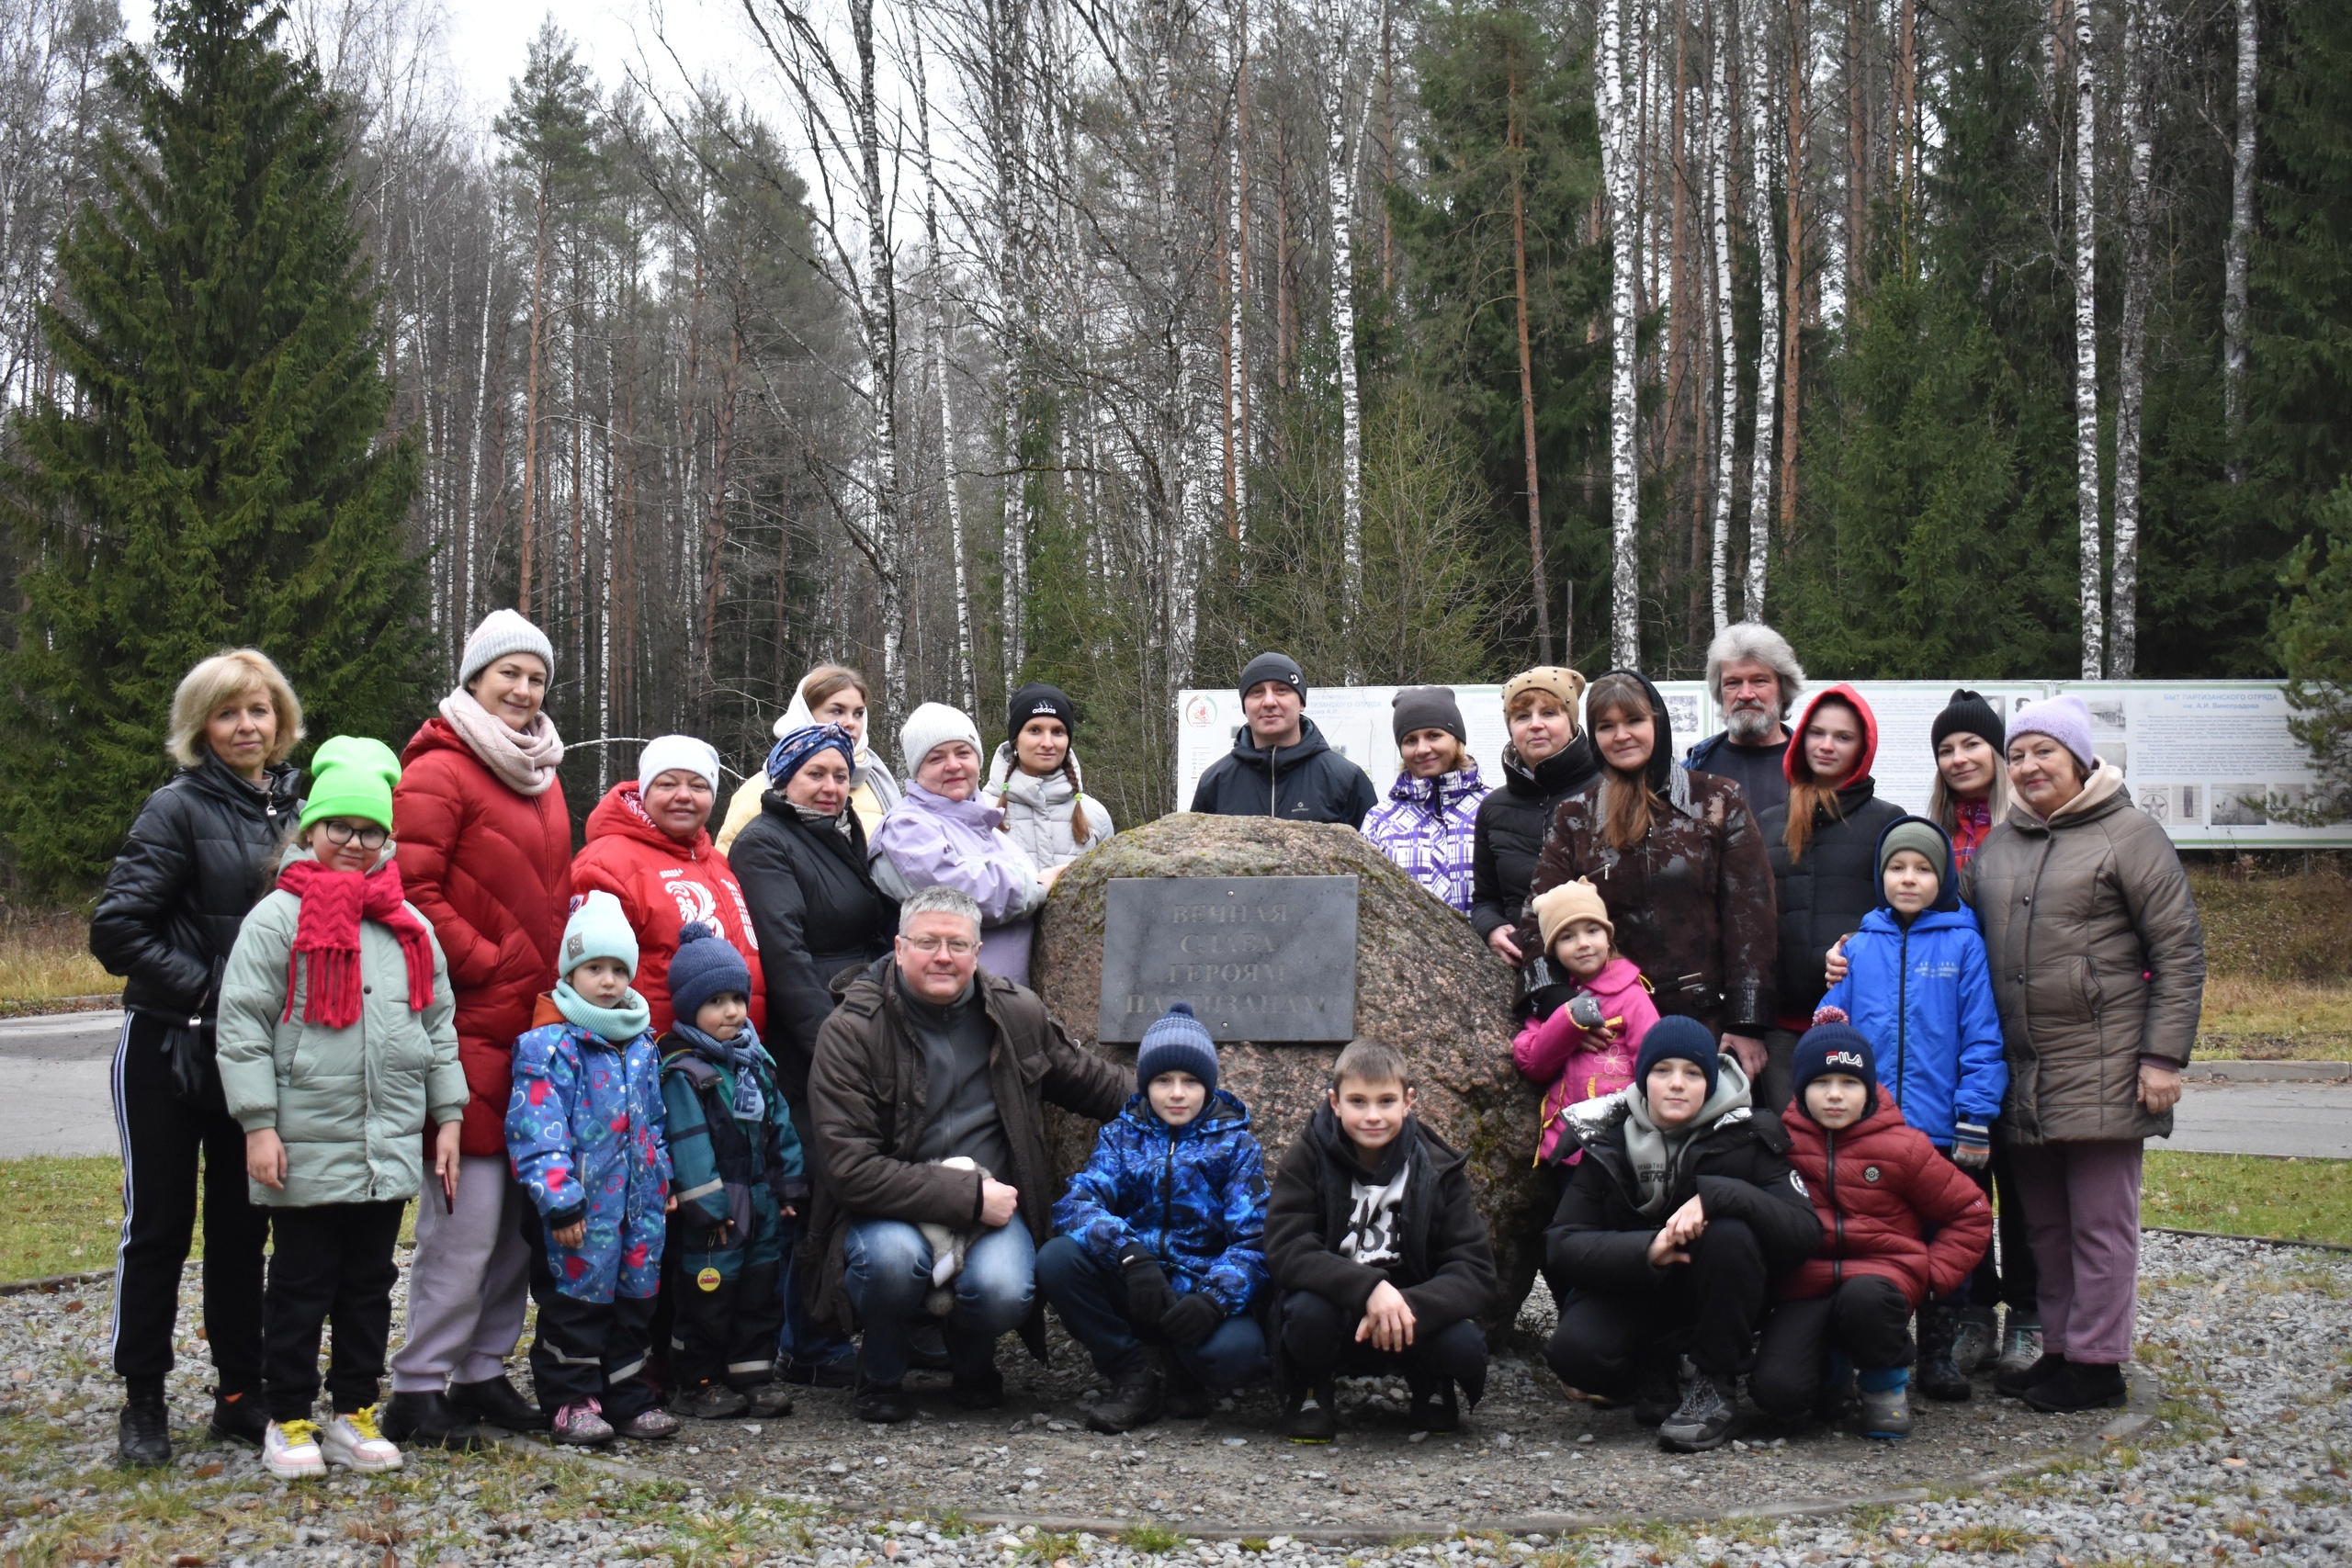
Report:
2006,1139,2143,1366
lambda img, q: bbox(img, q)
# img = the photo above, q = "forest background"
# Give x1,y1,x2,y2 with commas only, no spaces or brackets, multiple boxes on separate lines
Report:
1,0,2348,896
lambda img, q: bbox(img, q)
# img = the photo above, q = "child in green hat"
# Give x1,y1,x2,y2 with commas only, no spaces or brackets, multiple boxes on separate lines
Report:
215,736,466,1482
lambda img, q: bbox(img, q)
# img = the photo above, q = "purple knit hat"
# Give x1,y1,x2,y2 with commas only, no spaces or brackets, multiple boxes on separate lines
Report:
2007,694,2096,773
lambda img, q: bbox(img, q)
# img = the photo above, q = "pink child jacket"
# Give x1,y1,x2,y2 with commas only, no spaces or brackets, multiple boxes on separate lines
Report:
1512,956,1661,1165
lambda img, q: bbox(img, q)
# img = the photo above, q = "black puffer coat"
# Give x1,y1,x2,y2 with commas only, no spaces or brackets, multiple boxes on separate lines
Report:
1469,736,1601,941
90,753,302,1024
728,795,899,1129
1758,779,1905,1025
1188,716,1380,827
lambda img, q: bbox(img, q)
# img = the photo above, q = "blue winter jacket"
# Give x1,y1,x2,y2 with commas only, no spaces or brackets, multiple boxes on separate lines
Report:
506,998,673,1303
1052,1089,1270,1316
1816,818,2008,1145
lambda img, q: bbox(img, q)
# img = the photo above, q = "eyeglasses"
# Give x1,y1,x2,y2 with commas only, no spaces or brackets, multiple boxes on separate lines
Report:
321,821,389,849
900,934,980,956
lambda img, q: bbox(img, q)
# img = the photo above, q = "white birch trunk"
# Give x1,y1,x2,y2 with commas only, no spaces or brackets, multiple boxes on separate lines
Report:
2223,0,2255,482
1743,0,1779,622
851,0,906,715
1317,0,1364,676
1598,0,1643,665
2071,0,2102,679
1709,0,1738,634
912,28,975,712
2111,0,2154,680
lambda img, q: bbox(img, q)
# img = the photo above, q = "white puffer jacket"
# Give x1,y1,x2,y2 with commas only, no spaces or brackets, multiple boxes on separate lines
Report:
982,743,1116,871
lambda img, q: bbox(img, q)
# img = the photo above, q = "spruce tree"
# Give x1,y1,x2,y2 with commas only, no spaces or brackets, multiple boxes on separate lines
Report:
0,0,429,893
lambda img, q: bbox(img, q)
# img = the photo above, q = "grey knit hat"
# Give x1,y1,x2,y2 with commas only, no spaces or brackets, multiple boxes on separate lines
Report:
1392,685,1467,746
458,609,556,687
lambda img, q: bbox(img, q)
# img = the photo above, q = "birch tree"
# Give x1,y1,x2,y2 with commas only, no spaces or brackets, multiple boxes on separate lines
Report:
2222,0,2254,484
1598,0,1643,663
2069,0,2100,678
1317,0,1365,674
1743,0,1778,620
1708,0,1737,632
2109,0,2155,680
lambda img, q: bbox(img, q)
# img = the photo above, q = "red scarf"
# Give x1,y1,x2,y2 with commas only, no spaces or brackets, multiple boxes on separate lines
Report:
276,858,436,1029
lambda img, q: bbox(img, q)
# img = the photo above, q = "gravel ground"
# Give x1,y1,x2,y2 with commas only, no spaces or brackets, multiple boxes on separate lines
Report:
1,1230,2345,1566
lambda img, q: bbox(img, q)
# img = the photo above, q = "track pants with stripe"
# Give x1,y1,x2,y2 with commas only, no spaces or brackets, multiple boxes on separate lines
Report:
109,1012,269,1403
525,1222,658,1420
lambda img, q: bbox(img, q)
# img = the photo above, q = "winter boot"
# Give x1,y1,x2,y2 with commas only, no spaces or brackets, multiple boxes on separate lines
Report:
1951,1306,1998,1375
950,1368,1006,1410
2021,1359,2127,1414
378,1390,483,1450
1281,1374,1337,1443
1408,1374,1460,1435
1633,1357,1684,1428
1159,1351,1210,1420
1917,1302,1972,1403
1084,1368,1164,1435
853,1374,914,1426
449,1373,550,1433
1996,1350,2066,1402
116,1393,171,1469
1657,1371,1739,1453
1857,1369,1912,1439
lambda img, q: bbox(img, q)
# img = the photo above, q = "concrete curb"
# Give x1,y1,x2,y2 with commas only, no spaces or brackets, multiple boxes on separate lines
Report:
2186,1061,2352,1083
2142,1225,2352,1254
518,1369,2162,1547
0,1269,109,1298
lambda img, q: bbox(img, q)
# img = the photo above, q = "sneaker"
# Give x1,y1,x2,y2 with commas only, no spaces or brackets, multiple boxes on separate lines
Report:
378,1390,483,1450
1951,1309,1998,1375
1857,1372,1912,1440
116,1395,171,1469
208,1389,269,1448
617,1406,680,1439
1995,1349,2066,1401
1281,1379,1336,1444
1083,1370,1163,1436
2021,1360,2127,1414
1408,1376,1460,1435
670,1382,752,1420
551,1399,615,1447
448,1373,550,1433
748,1382,796,1418
1657,1371,1739,1453
854,1377,914,1425
1632,1358,1683,1428
263,1418,327,1480
321,1407,403,1473
1995,1316,2045,1383
950,1368,1006,1411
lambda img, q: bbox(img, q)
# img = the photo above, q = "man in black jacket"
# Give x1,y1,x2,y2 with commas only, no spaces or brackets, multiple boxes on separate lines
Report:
1264,1040,1497,1441
1188,652,1379,828
1544,1017,1822,1453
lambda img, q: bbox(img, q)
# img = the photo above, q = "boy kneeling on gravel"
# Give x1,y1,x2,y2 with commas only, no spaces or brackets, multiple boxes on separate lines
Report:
1264,1040,1497,1442
1039,1002,1271,1435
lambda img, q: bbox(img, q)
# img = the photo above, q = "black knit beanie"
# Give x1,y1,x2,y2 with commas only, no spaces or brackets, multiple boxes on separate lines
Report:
1238,651,1306,703
1008,682,1078,747
1930,688,2005,755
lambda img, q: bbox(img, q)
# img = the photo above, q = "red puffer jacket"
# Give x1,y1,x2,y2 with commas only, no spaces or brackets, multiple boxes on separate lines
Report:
1781,1098,1990,1306
571,783,766,1038
393,718,575,1156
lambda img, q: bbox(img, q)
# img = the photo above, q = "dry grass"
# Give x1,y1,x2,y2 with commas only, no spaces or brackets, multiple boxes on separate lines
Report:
2184,865,2352,1059
0,911,116,1005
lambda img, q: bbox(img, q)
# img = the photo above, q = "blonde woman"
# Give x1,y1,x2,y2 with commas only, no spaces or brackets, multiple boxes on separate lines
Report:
91,649,305,1467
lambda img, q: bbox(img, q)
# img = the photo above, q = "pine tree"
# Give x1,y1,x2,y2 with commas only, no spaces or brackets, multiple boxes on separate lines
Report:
0,0,429,893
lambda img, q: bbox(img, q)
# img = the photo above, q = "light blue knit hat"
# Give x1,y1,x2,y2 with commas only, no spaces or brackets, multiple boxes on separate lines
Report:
560,890,639,980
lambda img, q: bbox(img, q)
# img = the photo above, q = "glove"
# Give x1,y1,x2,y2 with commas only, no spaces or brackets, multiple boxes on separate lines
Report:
1159,1292,1225,1348
1950,1122,1992,1169
1120,1249,1175,1326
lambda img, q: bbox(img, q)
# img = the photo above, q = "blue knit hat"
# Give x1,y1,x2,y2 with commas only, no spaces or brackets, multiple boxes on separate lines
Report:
1136,1002,1218,1096
1792,1022,1879,1117
1634,1015,1720,1102
668,921,751,1024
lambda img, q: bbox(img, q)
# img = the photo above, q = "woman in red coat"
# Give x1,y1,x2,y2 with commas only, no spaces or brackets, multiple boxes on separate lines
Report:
383,611,574,1448
1749,1025,1991,1439
571,735,766,1037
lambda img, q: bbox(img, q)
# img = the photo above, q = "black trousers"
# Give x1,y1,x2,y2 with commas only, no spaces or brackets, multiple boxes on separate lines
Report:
109,1012,271,1403
261,1201,405,1422
1957,1143,2040,1313
1280,1290,1488,1404
1544,1216,1769,1390
666,1213,787,1391
1749,1274,1916,1417
526,1226,657,1420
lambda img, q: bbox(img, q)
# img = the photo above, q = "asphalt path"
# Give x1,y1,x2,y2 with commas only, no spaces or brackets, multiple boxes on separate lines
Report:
0,1008,2346,1160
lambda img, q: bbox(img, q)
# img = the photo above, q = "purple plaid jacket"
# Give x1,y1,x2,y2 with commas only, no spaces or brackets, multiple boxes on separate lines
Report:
1362,764,1491,915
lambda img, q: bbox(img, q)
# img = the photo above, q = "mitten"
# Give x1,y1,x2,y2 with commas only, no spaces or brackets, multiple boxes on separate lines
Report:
1159,1292,1225,1348
1119,1248,1176,1325
1950,1122,1992,1169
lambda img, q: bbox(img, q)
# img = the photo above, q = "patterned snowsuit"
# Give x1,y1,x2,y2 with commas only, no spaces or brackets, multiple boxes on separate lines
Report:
506,995,672,1417
659,1029,807,1392
1051,1089,1270,1314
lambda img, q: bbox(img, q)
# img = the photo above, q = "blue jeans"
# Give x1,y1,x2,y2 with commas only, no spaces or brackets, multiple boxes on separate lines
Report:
1035,1235,1270,1390
842,1218,1035,1385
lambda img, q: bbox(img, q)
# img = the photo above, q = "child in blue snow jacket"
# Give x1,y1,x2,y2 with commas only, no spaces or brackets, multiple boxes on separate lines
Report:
1038,1003,1270,1435
507,889,677,1447
1815,815,2009,1403
658,922,806,1423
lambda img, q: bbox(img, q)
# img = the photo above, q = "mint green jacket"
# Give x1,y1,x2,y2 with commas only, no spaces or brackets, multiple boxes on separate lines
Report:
215,852,466,1208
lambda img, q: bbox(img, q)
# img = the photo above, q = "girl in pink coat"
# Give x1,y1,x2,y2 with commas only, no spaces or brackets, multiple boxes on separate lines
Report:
1514,880,1661,1166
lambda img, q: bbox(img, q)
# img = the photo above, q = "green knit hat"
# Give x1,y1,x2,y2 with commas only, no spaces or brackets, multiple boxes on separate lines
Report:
299,736,402,834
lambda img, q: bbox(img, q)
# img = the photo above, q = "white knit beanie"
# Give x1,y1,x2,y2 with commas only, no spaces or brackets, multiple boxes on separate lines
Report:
899,703,984,775
458,608,556,687
560,890,639,979
638,734,721,794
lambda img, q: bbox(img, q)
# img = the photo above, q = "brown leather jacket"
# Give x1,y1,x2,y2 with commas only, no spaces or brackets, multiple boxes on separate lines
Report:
1521,766,1779,1036
1965,763,2205,1145
804,957,1128,1349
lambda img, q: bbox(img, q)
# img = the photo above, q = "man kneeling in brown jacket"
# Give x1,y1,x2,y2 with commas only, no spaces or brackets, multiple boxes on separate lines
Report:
806,886,1128,1424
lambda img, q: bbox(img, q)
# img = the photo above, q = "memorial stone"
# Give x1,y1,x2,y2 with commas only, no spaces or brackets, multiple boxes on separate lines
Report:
1096,875,1359,1043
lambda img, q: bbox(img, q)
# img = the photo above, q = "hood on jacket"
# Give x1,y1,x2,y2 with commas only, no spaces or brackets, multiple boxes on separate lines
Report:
1301,1100,1462,1186
586,780,714,861
1870,815,1962,914
2012,758,2129,829
774,671,893,789
1563,1054,1757,1152
1592,669,1678,796
1386,761,1485,810
1224,714,1339,775
1783,682,1880,790
1500,731,1600,800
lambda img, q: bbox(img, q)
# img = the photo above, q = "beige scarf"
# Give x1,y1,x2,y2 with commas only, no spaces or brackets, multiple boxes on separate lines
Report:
439,688,564,796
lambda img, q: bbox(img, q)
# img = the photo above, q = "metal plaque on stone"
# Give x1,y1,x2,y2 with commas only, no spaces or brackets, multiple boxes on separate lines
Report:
1096,875,1359,1043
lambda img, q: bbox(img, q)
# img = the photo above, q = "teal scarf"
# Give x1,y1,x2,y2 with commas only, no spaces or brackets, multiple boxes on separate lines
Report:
553,980,652,1044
